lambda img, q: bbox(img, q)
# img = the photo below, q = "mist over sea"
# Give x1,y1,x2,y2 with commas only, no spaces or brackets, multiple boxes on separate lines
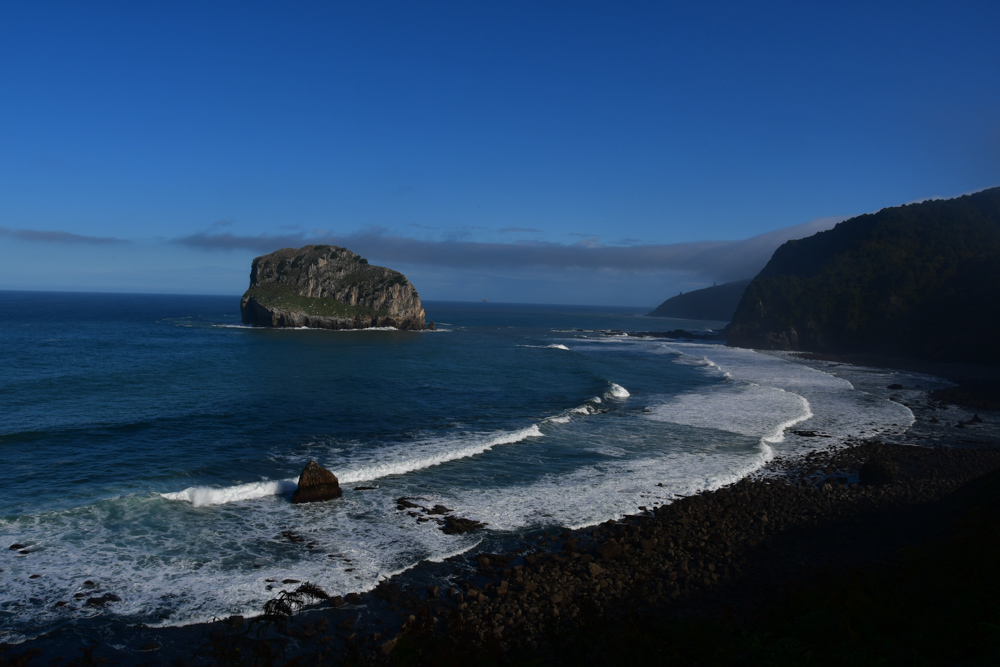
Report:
0,292,915,643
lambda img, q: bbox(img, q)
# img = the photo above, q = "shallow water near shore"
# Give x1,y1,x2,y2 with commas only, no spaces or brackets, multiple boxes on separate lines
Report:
0,292,916,643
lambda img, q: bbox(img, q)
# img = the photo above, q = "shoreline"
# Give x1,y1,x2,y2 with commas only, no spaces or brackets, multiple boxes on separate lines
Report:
4,359,1000,665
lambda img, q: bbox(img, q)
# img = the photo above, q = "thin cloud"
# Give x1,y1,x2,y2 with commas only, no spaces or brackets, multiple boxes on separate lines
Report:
499,226,542,234
174,214,845,283
0,227,129,245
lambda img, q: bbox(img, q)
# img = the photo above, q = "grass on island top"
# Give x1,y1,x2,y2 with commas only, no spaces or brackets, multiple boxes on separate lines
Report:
245,283,386,319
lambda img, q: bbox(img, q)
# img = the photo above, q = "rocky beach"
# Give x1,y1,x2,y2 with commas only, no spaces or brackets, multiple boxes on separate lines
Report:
5,358,999,666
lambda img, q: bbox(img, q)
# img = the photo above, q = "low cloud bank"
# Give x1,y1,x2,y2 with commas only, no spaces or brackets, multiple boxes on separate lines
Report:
0,227,128,245
176,216,846,284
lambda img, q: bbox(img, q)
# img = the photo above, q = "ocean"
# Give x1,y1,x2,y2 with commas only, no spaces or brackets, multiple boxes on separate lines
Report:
0,291,917,644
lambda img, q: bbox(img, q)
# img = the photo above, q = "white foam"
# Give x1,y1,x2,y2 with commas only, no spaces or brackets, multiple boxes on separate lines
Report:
605,383,630,399
0,486,483,642
662,342,914,450
647,383,810,448
426,539,483,563
542,382,628,425
284,326,400,332
517,344,570,350
161,425,544,507
337,425,543,483
1,331,921,644
449,425,777,533
545,396,602,423
161,479,298,507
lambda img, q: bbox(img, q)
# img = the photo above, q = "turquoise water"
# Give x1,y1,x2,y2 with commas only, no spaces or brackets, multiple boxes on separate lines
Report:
0,292,913,642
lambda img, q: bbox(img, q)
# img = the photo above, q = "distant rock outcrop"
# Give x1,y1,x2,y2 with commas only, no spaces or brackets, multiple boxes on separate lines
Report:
240,245,428,330
727,187,1000,363
649,279,751,322
291,461,343,504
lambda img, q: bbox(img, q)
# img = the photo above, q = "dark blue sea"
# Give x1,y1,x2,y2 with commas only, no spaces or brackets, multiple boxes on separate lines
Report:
0,291,915,643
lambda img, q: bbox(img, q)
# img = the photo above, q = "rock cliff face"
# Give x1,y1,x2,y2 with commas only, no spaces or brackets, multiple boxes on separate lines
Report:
727,187,1000,363
240,245,428,330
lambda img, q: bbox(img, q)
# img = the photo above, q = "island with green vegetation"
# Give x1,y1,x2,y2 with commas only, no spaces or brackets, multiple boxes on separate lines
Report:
728,187,1000,364
240,245,429,330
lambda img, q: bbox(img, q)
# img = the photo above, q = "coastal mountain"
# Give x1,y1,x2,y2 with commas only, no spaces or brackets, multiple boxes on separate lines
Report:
727,187,1000,363
648,279,751,322
240,245,428,330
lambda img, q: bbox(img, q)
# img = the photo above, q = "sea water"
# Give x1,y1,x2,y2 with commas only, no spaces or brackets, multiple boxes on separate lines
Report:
0,292,915,643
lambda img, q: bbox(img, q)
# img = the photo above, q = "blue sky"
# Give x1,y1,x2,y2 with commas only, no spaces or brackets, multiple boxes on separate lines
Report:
1,1,997,305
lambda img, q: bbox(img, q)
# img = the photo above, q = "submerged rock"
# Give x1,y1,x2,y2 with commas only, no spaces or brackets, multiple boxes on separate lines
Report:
441,515,485,535
291,461,343,504
85,593,121,607
240,245,428,330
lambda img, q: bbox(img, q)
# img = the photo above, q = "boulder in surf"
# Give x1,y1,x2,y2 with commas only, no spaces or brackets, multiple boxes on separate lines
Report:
291,461,343,504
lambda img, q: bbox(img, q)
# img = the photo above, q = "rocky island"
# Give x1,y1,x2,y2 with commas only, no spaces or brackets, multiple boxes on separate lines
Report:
240,245,430,330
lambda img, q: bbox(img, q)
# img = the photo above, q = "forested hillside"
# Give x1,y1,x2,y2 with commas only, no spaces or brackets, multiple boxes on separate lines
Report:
648,279,751,322
727,187,1000,363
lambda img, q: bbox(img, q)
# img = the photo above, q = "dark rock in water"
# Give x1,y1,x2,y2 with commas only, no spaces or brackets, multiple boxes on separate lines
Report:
9,543,25,550
291,461,343,504
344,592,362,605
859,458,900,486
85,593,121,607
791,430,831,438
354,486,376,491
440,516,485,535
396,497,426,510
240,245,430,331
971,414,984,423
887,383,905,390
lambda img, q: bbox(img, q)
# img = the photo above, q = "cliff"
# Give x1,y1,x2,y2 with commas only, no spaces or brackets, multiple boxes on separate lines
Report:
727,187,1000,363
240,245,428,330
648,279,751,322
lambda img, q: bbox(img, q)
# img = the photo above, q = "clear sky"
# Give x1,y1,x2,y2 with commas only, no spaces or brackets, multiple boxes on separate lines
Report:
1,1,997,305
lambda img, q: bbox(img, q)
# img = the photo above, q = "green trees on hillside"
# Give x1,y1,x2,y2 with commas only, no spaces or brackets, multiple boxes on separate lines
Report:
728,187,1000,363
